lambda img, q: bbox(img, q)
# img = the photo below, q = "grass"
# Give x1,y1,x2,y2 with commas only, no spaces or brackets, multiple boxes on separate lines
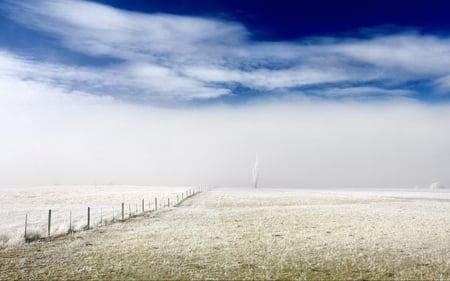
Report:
1,188,449,280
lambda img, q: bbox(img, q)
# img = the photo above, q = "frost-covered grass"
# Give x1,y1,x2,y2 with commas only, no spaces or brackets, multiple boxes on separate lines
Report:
1,187,449,280
0,185,193,248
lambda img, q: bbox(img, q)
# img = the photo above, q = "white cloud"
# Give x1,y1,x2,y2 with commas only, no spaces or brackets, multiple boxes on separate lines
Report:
2,0,450,102
0,51,230,100
315,86,414,97
6,0,246,61
333,34,450,75
124,63,230,99
434,74,450,92
183,66,352,90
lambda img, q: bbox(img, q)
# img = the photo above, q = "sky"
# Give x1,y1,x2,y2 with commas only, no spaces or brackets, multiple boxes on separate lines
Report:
0,0,450,188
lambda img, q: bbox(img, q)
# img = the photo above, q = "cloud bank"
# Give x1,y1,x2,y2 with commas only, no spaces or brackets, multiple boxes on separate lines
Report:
1,74,450,188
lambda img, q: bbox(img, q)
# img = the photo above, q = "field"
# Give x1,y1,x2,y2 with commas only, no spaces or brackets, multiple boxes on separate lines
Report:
1,187,449,280
0,185,191,247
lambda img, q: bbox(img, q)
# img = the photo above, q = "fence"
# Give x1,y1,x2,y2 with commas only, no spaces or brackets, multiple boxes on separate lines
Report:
22,187,206,243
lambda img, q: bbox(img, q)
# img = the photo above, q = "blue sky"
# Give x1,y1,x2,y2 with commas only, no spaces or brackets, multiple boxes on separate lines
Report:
1,0,450,104
1,0,450,188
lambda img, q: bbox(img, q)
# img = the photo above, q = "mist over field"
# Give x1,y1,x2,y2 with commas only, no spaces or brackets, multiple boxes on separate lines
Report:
1,78,449,188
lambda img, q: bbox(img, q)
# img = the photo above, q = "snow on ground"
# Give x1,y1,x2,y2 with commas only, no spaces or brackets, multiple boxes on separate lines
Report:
1,187,449,280
0,185,192,247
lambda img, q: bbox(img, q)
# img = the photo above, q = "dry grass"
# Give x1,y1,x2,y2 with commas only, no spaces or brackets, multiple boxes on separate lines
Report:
1,188,449,280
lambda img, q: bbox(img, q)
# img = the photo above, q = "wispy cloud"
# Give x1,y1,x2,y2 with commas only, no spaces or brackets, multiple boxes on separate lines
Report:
0,51,230,100
182,66,353,90
5,0,247,60
434,74,450,93
316,86,414,97
2,0,450,102
333,34,450,75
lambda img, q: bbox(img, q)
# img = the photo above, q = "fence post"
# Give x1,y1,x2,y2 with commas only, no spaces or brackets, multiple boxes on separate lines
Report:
87,207,90,230
69,210,72,233
155,197,158,211
48,209,51,239
129,204,131,218
122,203,124,221
100,208,103,226
113,207,115,223
142,199,145,213
24,214,28,240
177,195,179,204
168,198,170,207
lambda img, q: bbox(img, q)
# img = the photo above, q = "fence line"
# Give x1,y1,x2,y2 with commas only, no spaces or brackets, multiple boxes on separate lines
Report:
22,187,207,243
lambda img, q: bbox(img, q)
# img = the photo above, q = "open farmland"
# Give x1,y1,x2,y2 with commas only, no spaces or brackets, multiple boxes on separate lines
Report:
1,187,449,280
0,185,192,248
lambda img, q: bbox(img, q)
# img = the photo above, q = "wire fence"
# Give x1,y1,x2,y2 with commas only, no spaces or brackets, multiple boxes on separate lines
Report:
22,187,206,243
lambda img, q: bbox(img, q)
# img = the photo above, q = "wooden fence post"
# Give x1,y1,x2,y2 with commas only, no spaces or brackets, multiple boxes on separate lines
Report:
100,208,103,226
129,204,131,218
168,198,170,207
177,195,179,204
87,207,90,230
24,214,28,240
48,209,51,239
69,210,72,233
122,203,124,221
142,199,145,213
112,207,115,223
155,197,158,210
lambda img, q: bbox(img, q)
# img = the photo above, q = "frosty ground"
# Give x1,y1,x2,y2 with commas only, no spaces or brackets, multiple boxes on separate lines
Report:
0,187,449,280
0,185,190,246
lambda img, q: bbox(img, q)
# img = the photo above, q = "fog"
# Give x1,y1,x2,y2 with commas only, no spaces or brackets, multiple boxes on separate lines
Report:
1,78,450,189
